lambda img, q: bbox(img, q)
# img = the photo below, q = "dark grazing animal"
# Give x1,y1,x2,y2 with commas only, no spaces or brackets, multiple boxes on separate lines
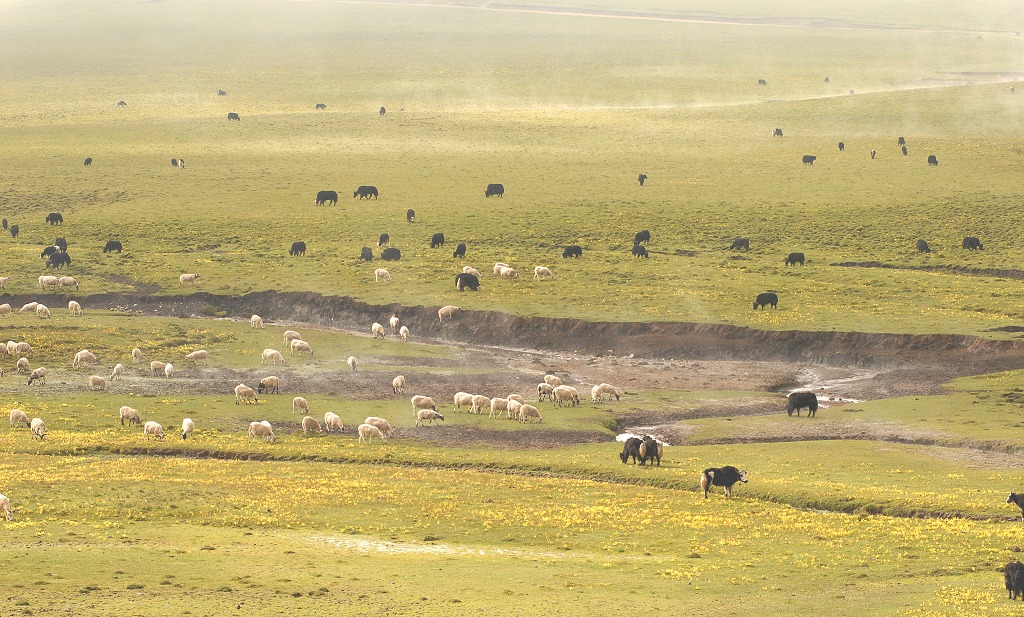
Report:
773,128,783,137
455,273,480,291
452,242,467,258
700,466,748,498
227,112,240,121
1,219,6,230
9,225,19,239
757,79,767,86
430,233,445,248
963,236,984,250
902,145,908,156
104,240,123,253
753,292,778,310
916,239,931,253
927,155,939,166
823,76,829,82
41,245,59,259
634,229,651,244
562,245,583,259
1006,559,1024,600
45,213,63,225
802,155,816,165
730,238,750,251
289,241,306,256
381,247,401,261
117,100,127,107
46,252,71,269
838,142,845,152
898,136,906,146
631,245,649,258
1007,493,1024,522
55,237,67,252
217,90,227,96
378,233,389,247
353,185,378,199
485,183,504,198
787,391,818,417
639,436,663,467
379,106,386,116
637,173,647,186
360,247,374,262
315,103,327,110
870,149,876,159
785,252,805,266
619,437,643,464
315,190,338,206
84,157,92,166
406,209,415,223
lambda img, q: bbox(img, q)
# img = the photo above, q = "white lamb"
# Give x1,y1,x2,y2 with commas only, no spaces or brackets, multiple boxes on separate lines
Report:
301,416,323,435
347,356,357,371
250,314,264,328
471,394,491,415
323,412,344,433
392,375,406,394
371,322,386,339
411,395,437,417
506,398,523,420
292,396,308,414
58,276,79,290
489,397,509,419
498,266,519,279
73,349,98,369
30,417,46,439
399,326,410,342
282,330,301,345
533,266,553,280
508,394,525,404
9,409,30,428
363,416,394,437
415,409,445,426
68,300,83,316
164,363,174,378
185,350,209,366
143,421,164,439
36,304,50,319
20,302,38,313
357,423,387,444
0,493,12,521
0,304,11,318
150,361,166,375
289,339,313,356
234,384,258,405
249,420,275,443
389,314,400,333
0,275,11,289
453,391,475,413
261,349,285,365
181,418,195,440
178,273,200,286
438,305,462,323
132,348,143,364
462,266,481,278
374,268,391,283
492,262,510,275
109,363,124,381
120,406,142,426
88,375,107,391
17,358,29,374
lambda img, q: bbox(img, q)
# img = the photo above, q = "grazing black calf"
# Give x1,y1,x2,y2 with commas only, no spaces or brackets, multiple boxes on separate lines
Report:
785,252,805,266
455,273,480,291
46,252,71,269
916,239,931,253
898,136,906,146
787,391,818,417
902,145,908,156
634,229,651,244
379,106,386,116
378,233,389,247
103,240,123,253
406,209,415,223
631,245,649,258
1006,560,1024,600
639,436,663,467
637,173,647,186
381,247,401,261
360,247,374,262
802,155,816,165
55,237,67,252
84,157,92,166
430,233,445,248
730,238,750,251
41,245,59,259
963,236,984,250
452,242,467,258
45,213,63,225
1,219,6,230
484,183,504,198
227,112,240,121
619,437,643,464
562,245,583,258
753,292,778,310
1007,493,1024,522
353,185,378,199
315,190,338,206
927,155,939,166
289,241,306,256
838,142,845,152
700,466,748,498
9,225,19,239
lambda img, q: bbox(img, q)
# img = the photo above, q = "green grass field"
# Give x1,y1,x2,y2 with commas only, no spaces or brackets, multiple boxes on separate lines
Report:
3,1,1024,615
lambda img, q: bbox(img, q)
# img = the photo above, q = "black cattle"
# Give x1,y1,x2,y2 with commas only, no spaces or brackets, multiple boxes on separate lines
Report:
378,233,389,247
171,158,184,169
757,79,767,86
227,112,240,121
84,157,92,166
46,252,71,269
802,155,816,165
171,158,178,167
619,437,643,464
824,76,830,83
849,89,855,95
45,213,63,225
315,103,327,110
963,236,984,250
838,142,845,152
916,239,931,253
9,225,19,239
1007,560,1024,600
927,155,939,166
430,233,445,248
730,238,750,251
41,245,59,259
381,247,401,261
785,252,805,266
637,173,647,186
562,245,583,259
902,145,908,156
360,247,374,261
103,240,123,253
217,90,228,96
639,436,663,467
117,100,127,107
1007,493,1024,522
379,106,386,116
55,237,67,252
407,209,416,223
898,136,906,146
485,183,504,198
353,185,378,199
772,128,783,137
315,190,338,206
455,272,480,291
1,219,6,230
870,149,876,159
753,292,778,310
631,245,649,258
634,229,651,245
289,241,306,256
452,242,467,258
700,466,748,498
787,391,818,417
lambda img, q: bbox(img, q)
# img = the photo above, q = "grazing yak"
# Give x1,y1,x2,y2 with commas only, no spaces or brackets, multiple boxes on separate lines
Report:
117,100,127,107
378,233,389,247
379,106,386,116
430,233,445,248
381,247,401,261
46,253,71,269
631,245,649,258
84,157,93,166
360,247,374,262
802,155,816,165
898,136,906,146
700,466,748,498
1007,493,1024,522
55,237,67,252
634,229,651,245
785,252,805,266
46,213,63,225
637,173,647,186
217,90,227,96
773,128,783,137
963,236,984,250
619,437,643,465
787,391,818,417
927,155,939,166
916,239,931,253
455,273,480,291
353,185,378,199
639,436,663,467
10,225,19,239
315,103,327,110
1006,560,1024,600
838,142,845,152
753,292,778,310
289,241,306,256
407,208,416,223
103,240,122,253
871,149,876,159
315,190,338,206
730,238,750,251
41,245,59,259
452,242,467,258
227,112,240,121
485,183,504,198
562,245,583,259
902,145,908,156
758,79,767,86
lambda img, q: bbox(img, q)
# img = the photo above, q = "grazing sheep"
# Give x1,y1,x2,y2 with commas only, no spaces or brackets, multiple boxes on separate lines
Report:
301,416,323,435
4,341,13,355
537,382,554,401
280,341,308,360
0,303,10,318
506,398,523,420
471,394,491,415
492,262,510,276
533,266,553,280
30,417,46,439
120,406,142,426
38,275,59,289
358,422,388,444
0,276,10,289
347,356,357,371
399,326,410,342
415,409,445,427
411,395,437,417
489,397,509,419
453,391,475,413
28,367,47,385
498,266,519,279
10,409,30,428
88,375,107,391
392,375,406,394
178,273,200,286
73,349,98,369
363,416,394,437
132,348,142,364
68,300,82,316
185,350,209,366
250,314,264,328
234,384,258,405
519,404,542,423
388,314,399,333
109,363,124,381
543,375,562,387
149,361,166,376
58,276,79,290
181,418,195,440
0,493,12,521
438,305,462,323
371,322,386,339
257,376,280,394
36,304,50,319
248,420,275,443
17,358,29,374
508,394,525,405
374,268,391,283
20,302,39,313
462,266,482,278
323,412,344,433
552,385,579,407
591,383,620,403
282,330,302,345
261,349,285,365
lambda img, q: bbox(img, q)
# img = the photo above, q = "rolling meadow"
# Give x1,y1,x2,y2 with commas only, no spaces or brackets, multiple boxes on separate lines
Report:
2,0,1024,615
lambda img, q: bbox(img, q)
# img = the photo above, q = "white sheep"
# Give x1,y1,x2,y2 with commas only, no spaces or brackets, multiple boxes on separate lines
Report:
453,391,475,413
88,375,107,391
120,406,142,426
109,363,124,381
389,314,399,333
7,341,18,355
20,302,38,313
292,396,308,414
150,360,166,375
369,324,385,340
323,412,344,433
552,385,578,407
537,382,554,401
357,423,387,444
248,420,275,443
16,358,29,374
15,342,31,355
438,305,462,323
258,376,280,394
234,384,258,405
399,326,410,342
31,417,46,439
519,404,543,423
58,276,79,290
164,363,174,378
0,275,11,289
0,493,12,521
506,398,523,420
301,416,323,435
250,314,264,328
38,275,59,289
492,262,510,276
261,349,285,365
533,266,553,280
498,266,519,279
9,409,30,428
185,350,208,366
489,397,509,419
143,420,164,439
347,356,357,371
363,416,394,437
132,348,143,364
508,394,525,404
392,375,406,394
282,330,302,345
415,409,445,426
374,268,391,283
0,304,11,318
462,266,481,278
27,367,47,385
411,395,437,417
36,304,50,319
591,383,620,403
289,339,313,356
543,375,562,387
73,349,98,369
181,417,195,440
68,300,83,316
471,394,491,415
178,273,200,286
